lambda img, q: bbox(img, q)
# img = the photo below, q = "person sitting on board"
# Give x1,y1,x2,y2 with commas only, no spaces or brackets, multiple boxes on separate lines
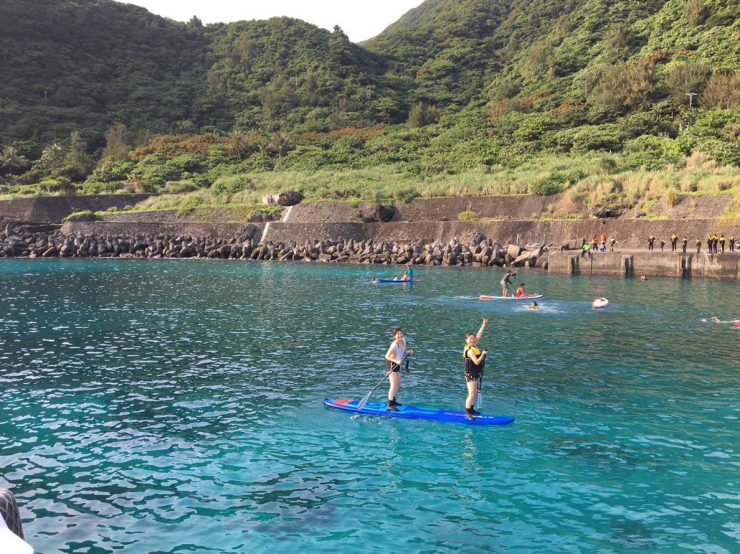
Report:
709,316,740,324
384,327,412,412
463,319,488,420
401,264,413,281
500,270,516,297
529,301,538,309
515,283,526,298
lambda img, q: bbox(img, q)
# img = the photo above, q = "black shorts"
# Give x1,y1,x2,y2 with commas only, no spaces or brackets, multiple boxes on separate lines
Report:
464,370,481,383
387,361,402,373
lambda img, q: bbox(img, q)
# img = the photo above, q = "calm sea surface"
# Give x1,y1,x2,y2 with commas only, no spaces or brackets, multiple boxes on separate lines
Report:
0,259,738,553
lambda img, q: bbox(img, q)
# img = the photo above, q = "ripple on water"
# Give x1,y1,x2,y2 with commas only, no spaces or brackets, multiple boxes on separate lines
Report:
0,259,738,552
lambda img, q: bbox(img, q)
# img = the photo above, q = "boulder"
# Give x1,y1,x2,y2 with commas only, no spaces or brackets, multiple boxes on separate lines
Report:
278,191,304,206
360,203,397,223
512,251,537,267
590,205,625,218
506,244,522,259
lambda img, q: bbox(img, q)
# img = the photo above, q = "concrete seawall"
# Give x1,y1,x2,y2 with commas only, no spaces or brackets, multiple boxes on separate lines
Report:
549,251,740,279
265,220,739,249
0,195,152,223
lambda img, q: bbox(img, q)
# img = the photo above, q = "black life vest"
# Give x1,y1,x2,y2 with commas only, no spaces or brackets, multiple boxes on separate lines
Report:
463,344,485,374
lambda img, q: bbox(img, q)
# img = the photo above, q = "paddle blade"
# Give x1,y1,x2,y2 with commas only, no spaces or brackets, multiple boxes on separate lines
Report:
356,391,372,411
475,392,482,410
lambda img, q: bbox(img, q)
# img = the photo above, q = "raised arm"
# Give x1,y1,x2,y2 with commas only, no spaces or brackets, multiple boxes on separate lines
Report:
476,318,488,341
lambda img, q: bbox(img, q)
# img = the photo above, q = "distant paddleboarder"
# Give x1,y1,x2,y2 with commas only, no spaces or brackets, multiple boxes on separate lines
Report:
500,270,516,297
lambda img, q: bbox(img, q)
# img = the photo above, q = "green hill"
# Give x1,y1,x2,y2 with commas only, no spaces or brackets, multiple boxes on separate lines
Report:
0,0,738,215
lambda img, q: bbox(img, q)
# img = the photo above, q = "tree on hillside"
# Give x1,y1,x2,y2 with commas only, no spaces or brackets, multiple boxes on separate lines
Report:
701,72,740,109
407,102,441,128
102,122,130,161
228,131,262,160
63,132,94,180
591,59,656,111
267,133,295,157
666,61,711,107
0,146,27,177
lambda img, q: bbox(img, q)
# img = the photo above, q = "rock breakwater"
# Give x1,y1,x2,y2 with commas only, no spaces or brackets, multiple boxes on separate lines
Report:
0,223,548,269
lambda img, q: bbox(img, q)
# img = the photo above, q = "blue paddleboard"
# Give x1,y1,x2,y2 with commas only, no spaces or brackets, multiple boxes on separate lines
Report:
373,278,416,283
324,398,514,425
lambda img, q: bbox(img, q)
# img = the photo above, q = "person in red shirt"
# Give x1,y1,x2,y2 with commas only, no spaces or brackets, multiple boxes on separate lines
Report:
515,283,526,298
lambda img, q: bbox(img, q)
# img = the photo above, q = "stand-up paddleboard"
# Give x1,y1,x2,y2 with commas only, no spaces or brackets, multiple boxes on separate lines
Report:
373,278,416,284
479,294,543,301
324,398,514,425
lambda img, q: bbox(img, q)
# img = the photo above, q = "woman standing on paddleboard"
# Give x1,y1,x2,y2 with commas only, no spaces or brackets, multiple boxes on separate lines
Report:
384,328,412,412
463,318,488,420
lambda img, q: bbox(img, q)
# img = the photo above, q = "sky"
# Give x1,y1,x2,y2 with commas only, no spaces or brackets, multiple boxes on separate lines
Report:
121,1,424,42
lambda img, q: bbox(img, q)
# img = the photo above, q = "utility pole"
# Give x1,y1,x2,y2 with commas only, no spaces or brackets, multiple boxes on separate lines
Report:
686,92,698,107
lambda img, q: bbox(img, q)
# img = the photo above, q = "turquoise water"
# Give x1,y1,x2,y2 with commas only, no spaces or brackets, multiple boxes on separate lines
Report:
0,259,738,553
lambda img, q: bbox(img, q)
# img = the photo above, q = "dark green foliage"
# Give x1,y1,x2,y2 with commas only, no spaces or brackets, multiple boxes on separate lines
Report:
530,176,565,196
0,0,738,197
0,0,211,146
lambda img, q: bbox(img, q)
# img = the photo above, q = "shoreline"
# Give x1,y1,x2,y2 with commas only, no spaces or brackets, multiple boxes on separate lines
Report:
2,226,738,280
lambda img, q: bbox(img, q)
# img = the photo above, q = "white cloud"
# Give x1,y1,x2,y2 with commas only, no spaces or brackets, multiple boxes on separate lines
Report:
120,0,424,42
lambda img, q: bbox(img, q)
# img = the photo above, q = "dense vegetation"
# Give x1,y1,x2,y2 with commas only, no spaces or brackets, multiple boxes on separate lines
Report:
1,0,738,217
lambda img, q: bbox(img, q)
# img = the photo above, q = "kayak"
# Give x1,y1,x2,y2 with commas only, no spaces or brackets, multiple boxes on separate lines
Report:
479,294,543,300
373,278,416,283
324,398,515,425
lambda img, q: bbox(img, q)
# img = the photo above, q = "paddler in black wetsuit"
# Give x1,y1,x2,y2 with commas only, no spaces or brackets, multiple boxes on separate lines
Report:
463,318,488,420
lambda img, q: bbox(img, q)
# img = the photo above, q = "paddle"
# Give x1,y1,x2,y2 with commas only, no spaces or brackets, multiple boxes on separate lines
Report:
356,356,408,411
475,370,483,411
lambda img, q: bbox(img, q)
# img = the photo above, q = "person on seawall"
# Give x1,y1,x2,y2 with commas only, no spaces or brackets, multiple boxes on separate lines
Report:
682,236,687,253
660,239,666,251
500,270,517,297
600,232,606,252
515,283,526,298
671,233,678,251
648,235,655,251
696,237,701,254
463,318,488,421
730,236,735,252
719,235,725,253
707,235,712,255
610,237,617,252
384,327,413,412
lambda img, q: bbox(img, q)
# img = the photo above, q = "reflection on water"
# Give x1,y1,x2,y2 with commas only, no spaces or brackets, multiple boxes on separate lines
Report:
0,259,737,552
